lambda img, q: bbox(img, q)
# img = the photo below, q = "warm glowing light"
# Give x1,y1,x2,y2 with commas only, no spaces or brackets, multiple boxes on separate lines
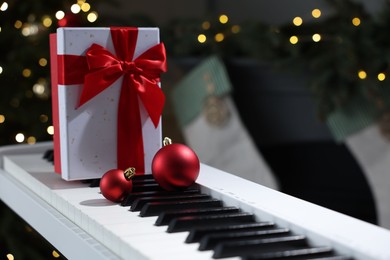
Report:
312,33,321,42
71,4,81,14
52,250,61,258
15,133,25,143
40,114,48,123
231,25,240,33
293,17,303,26
378,73,386,81
0,66,3,74
81,2,91,12
0,115,5,123
87,12,98,23
352,17,361,26
14,20,22,29
358,70,367,79
202,21,210,30
312,9,321,18
215,33,224,42
22,68,32,77
6,254,14,260
219,14,228,24
21,24,39,36
290,36,299,44
198,34,206,43
33,83,45,95
27,136,36,144
0,2,8,11
42,16,52,27
55,11,65,20
39,58,47,67
47,126,54,135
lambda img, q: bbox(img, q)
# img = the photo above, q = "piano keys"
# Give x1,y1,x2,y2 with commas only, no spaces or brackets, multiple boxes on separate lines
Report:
0,142,390,259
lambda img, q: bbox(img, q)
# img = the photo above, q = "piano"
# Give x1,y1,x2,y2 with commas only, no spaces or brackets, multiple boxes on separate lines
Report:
0,142,389,259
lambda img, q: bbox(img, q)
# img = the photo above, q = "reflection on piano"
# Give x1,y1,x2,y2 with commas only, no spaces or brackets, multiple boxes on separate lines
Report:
0,142,390,259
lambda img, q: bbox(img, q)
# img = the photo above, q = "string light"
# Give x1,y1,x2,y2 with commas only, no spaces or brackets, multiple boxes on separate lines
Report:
22,68,32,77
312,33,321,42
378,72,386,81
312,9,321,18
42,16,52,27
87,12,98,23
6,253,14,260
71,4,81,14
290,35,299,44
21,24,39,36
27,136,36,144
293,17,303,26
14,20,22,29
214,33,224,42
47,126,54,135
81,2,91,12
0,115,5,123
219,14,228,24
231,25,240,33
15,133,25,143
33,82,45,95
39,114,48,123
52,250,61,258
39,58,48,67
55,11,65,20
0,66,3,74
352,17,361,26
202,21,210,30
0,2,8,11
358,70,367,79
197,34,206,43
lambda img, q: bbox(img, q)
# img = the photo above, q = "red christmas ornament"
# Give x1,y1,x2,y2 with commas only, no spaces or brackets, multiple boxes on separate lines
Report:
99,167,136,202
152,137,200,191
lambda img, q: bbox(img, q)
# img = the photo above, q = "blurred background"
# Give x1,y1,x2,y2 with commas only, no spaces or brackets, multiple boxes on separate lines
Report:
1,0,390,258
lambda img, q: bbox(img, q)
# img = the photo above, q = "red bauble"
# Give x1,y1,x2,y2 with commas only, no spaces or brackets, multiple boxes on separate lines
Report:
99,168,135,202
152,141,200,191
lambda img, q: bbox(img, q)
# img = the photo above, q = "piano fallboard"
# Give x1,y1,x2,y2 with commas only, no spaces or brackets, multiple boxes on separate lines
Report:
0,142,390,259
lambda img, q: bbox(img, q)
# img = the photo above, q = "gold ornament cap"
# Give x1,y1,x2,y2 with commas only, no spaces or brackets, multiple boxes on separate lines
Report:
124,167,136,180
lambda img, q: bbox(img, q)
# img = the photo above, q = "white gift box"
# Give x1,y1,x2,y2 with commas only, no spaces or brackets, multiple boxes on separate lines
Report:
50,27,163,180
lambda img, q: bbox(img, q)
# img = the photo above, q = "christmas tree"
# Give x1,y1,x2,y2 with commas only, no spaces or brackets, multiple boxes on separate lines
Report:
0,1,102,258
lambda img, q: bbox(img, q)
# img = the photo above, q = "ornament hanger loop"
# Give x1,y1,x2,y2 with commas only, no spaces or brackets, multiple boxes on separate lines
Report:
163,137,172,146
124,167,136,180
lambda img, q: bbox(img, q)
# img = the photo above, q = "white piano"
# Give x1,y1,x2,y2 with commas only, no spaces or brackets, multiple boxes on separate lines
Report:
0,142,390,259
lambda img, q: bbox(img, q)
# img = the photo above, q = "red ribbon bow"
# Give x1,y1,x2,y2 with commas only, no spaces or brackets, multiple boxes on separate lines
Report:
59,28,167,173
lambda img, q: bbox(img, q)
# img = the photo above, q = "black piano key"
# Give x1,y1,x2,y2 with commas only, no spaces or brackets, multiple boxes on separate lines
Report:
167,212,256,233
186,222,276,243
155,206,240,226
212,235,308,259
131,194,211,212
243,247,345,260
121,188,201,206
131,182,163,192
89,179,101,187
199,228,291,251
141,199,223,217
43,149,54,162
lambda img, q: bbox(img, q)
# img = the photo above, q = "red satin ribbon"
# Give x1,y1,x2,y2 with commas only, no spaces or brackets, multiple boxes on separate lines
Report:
58,27,167,173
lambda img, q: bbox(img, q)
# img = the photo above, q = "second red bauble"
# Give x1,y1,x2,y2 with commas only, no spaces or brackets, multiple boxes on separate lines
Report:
152,142,200,191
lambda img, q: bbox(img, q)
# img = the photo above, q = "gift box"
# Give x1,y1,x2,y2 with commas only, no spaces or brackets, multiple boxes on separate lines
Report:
50,27,166,180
